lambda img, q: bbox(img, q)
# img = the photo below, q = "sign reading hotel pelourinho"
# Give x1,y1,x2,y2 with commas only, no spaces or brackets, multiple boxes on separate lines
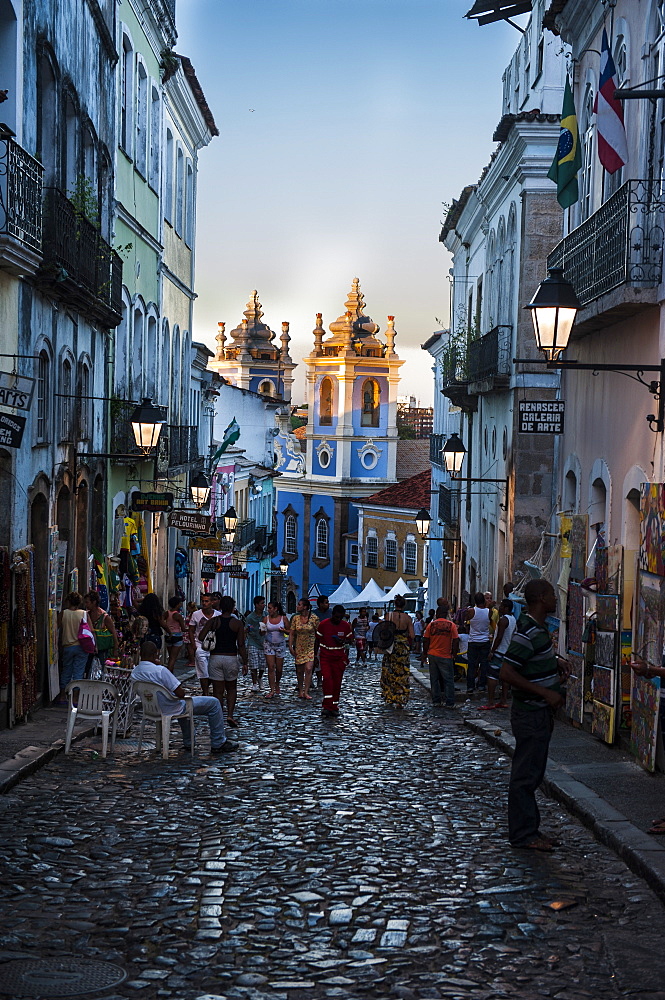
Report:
518,400,565,434
132,492,174,512
0,371,35,411
0,412,26,448
168,510,211,534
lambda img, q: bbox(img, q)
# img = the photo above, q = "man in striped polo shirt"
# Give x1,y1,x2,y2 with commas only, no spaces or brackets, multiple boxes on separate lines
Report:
500,579,569,851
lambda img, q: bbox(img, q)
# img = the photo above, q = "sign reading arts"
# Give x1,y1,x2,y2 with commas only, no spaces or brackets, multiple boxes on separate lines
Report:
0,371,35,411
518,400,565,434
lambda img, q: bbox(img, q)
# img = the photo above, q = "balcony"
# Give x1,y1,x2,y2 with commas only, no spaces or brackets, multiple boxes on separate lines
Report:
168,425,200,469
0,126,43,275
429,432,445,468
438,485,460,527
439,350,477,411
547,179,665,335
36,187,122,328
234,518,256,549
467,325,511,392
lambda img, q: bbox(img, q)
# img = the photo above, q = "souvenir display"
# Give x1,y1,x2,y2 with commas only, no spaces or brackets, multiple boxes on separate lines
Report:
631,673,660,772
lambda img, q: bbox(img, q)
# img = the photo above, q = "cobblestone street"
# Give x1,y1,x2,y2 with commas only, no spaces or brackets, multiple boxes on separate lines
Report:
1,660,664,1000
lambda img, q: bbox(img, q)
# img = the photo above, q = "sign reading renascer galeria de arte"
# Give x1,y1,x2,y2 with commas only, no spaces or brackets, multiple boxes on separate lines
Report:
168,510,211,534
518,400,565,434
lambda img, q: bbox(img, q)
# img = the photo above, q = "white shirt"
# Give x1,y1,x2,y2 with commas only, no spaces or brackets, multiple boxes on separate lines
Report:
468,607,491,643
190,609,221,648
131,660,185,716
495,614,517,656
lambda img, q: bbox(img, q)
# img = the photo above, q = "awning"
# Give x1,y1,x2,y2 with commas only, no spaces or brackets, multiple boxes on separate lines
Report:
345,578,388,607
326,577,361,605
381,577,414,603
465,1,532,25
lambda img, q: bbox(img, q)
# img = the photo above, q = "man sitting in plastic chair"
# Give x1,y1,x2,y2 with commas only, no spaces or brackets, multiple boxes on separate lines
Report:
131,641,239,756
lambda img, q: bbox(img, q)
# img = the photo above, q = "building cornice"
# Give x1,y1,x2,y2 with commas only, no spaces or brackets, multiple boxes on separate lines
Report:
115,201,163,255
85,0,119,65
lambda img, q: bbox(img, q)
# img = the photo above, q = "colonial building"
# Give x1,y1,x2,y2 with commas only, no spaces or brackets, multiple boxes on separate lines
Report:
274,279,404,599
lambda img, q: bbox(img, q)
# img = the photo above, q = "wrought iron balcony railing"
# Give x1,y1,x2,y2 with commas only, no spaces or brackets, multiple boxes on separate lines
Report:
234,518,257,549
37,187,123,327
167,425,200,468
430,432,446,467
0,126,43,269
467,325,512,384
547,179,665,307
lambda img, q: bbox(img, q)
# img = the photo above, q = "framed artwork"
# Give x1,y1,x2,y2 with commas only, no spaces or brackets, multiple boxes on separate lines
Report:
639,483,665,577
595,631,616,668
569,514,588,582
592,664,615,704
592,700,615,744
565,653,584,724
595,534,608,593
596,595,619,632
635,571,665,668
606,545,623,597
567,582,584,655
630,673,660,772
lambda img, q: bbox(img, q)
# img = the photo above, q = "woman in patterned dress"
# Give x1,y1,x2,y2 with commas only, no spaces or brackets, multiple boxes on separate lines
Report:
381,594,414,708
289,598,319,700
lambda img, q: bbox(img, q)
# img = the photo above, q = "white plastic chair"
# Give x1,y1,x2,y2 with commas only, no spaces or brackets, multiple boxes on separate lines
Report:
131,681,195,760
64,680,119,758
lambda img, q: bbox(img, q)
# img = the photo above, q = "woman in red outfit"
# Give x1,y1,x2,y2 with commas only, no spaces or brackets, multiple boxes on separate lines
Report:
316,604,352,717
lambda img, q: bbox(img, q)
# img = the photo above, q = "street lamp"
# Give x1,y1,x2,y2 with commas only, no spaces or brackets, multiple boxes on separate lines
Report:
223,505,238,537
279,559,289,576
190,471,210,509
415,508,431,536
130,397,167,454
441,433,467,478
525,267,581,362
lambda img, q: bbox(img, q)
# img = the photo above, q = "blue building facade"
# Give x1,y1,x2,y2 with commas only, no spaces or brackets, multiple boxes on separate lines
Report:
274,279,404,599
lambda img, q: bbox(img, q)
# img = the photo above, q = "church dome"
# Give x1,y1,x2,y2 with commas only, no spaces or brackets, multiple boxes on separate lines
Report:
228,291,275,345
327,278,382,344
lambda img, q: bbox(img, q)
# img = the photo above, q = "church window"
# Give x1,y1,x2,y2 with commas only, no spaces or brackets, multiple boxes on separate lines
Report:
319,448,331,469
285,515,297,555
405,539,417,575
385,537,397,572
361,379,380,427
316,518,328,560
366,535,378,568
320,377,333,425
260,381,274,396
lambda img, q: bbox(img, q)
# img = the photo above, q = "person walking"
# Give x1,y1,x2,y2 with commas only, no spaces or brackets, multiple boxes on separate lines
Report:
84,591,119,661
500,579,569,851
199,596,247,728
351,608,370,664
316,604,352,716
289,598,319,700
421,602,459,708
380,594,414,708
367,613,379,660
465,592,492,695
245,595,267,692
480,598,517,710
131,641,239,755
188,594,220,696
263,601,290,698
164,596,187,673
413,610,425,655
58,592,89,699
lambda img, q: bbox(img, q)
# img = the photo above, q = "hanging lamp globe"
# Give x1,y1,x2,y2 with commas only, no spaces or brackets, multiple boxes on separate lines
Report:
442,432,466,478
525,267,581,361
130,397,167,454
223,505,238,536
190,471,211,509
415,508,431,536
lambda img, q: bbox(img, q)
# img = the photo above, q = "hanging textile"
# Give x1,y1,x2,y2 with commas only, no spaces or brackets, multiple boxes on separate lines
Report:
12,546,38,718
136,513,152,593
92,549,109,610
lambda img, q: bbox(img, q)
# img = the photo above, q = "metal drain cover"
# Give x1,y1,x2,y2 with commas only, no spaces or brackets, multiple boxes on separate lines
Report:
0,957,127,997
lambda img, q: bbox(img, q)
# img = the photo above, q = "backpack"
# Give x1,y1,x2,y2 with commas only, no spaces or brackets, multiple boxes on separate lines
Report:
77,613,97,654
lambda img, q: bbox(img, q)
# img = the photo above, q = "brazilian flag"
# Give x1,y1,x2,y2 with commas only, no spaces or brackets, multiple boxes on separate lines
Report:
548,76,582,209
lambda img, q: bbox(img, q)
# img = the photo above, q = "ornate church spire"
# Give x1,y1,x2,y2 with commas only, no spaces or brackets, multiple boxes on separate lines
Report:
313,313,324,355
215,321,226,360
280,321,292,361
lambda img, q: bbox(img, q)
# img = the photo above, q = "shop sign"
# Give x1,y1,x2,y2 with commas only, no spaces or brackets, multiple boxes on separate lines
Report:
188,535,233,551
0,411,26,448
168,510,211,534
0,371,35,411
201,555,218,579
518,400,565,434
217,563,245,576
132,491,174,512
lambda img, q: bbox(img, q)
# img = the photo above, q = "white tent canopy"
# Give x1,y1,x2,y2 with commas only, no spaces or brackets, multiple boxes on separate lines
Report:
326,577,361,605
345,578,387,607
381,577,413,603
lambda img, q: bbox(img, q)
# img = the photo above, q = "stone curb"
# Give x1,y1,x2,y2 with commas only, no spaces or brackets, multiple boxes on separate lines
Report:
0,727,96,795
463,714,665,907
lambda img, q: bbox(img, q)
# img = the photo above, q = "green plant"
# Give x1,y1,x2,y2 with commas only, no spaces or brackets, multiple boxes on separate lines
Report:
68,174,99,227
160,49,180,83
114,241,134,260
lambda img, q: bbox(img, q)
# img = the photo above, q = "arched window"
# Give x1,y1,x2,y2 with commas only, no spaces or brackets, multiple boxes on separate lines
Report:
285,514,297,554
36,349,50,443
385,536,397,572
149,84,160,191
78,362,90,440
316,518,328,560
146,314,157,399
175,145,184,236
120,31,133,153
361,379,380,427
405,538,417,575
165,129,174,223
133,304,144,399
64,92,78,193
185,159,194,246
320,377,333,425
259,381,274,396
366,534,378,568
579,83,596,222
37,49,57,185
60,358,72,441
135,59,148,177
564,470,578,512
590,478,607,530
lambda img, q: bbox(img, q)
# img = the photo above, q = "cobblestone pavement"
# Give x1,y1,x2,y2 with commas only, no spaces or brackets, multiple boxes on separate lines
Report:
1,659,664,1000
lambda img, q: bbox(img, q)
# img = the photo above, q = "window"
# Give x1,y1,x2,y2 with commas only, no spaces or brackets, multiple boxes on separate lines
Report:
259,381,274,396
149,85,160,191
580,83,595,222
36,350,50,443
136,61,148,176
361,379,380,427
316,518,328,560
175,145,184,236
319,448,331,469
366,535,378,567
349,543,358,566
165,129,173,223
79,363,90,440
385,537,397,572
60,359,72,441
120,34,133,153
285,514,297,555
320,377,333,425
185,159,194,246
405,539,417,575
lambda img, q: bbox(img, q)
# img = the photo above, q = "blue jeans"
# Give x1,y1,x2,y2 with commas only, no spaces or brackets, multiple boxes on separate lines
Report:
467,641,491,692
179,696,227,749
508,705,553,845
428,656,455,706
61,645,91,690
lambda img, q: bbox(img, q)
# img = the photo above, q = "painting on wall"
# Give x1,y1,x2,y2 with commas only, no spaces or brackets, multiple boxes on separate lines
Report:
566,653,584,724
592,700,615,744
630,673,661,772
592,664,615,704
595,631,616,668
567,582,584,655
639,483,665,577
620,630,633,730
595,533,608,593
569,515,588,582
635,571,665,668
596,595,619,632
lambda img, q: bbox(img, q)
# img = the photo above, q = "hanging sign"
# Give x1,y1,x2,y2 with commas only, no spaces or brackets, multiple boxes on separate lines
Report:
188,535,233,551
518,400,565,434
131,492,174,512
201,555,218,579
0,371,35,411
0,412,26,448
168,510,211,534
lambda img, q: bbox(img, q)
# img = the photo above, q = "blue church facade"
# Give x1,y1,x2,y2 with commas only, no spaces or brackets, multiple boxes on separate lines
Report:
274,279,404,600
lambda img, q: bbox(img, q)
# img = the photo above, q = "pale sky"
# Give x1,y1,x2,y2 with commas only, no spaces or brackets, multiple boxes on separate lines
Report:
176,0,527,404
